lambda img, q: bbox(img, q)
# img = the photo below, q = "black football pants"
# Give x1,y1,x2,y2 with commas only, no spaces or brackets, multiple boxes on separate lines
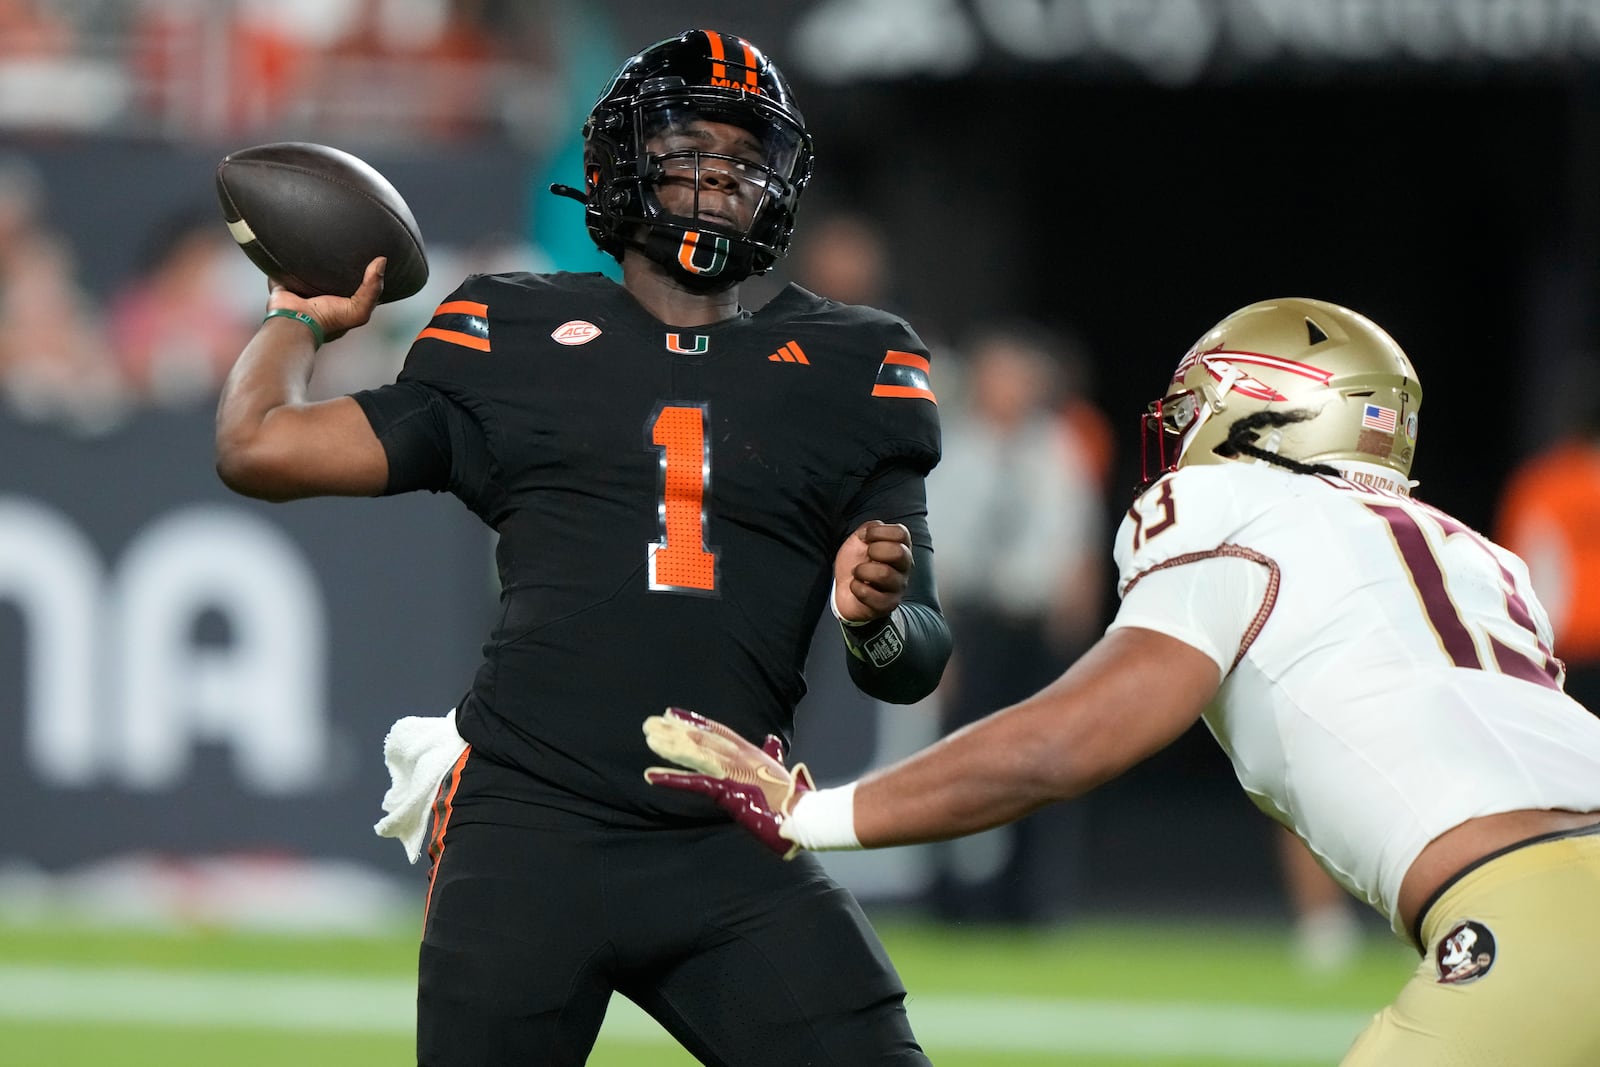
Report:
415,752,930,1066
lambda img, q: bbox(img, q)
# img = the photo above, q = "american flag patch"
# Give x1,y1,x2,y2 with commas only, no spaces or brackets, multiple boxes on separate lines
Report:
1361,403,1397,433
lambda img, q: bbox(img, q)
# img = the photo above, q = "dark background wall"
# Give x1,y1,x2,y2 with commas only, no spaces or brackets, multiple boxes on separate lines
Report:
796,75,1583,529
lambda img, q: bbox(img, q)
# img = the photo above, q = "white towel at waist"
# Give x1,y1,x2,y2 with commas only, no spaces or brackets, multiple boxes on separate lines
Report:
373,709,468,864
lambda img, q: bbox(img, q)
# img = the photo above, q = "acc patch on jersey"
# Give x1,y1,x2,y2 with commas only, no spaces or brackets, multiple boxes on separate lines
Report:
551,319,601,346
1435,920,1496,984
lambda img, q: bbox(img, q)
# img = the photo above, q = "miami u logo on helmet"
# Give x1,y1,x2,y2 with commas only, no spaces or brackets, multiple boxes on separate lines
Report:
677,231,731,276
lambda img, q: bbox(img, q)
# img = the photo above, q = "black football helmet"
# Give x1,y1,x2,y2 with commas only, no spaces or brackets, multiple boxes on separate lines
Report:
553,29,814,290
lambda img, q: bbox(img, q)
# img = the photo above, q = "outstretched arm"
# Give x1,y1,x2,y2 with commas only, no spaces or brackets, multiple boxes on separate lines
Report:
644,626,1219,853
848,627,1217,846
215,257,390,501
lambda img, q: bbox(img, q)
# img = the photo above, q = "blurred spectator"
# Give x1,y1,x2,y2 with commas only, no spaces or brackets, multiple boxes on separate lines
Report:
1494,383,1600,714
132,0,340,134
924,322,1107,922
0,153,128,434
775,208,942,336
227,0,319,131
0,0,74,60
319,0,500,140
1054,347,1114,498
135,2,258,131
108,207,258,407
0,0,127,131
789,210,893,308
128,0,531,141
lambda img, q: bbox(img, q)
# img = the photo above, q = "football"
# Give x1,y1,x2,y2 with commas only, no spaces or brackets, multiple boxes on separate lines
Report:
215,141,429,304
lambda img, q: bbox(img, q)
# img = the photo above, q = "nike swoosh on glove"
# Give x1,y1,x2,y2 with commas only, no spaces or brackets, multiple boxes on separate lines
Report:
642,706,814,859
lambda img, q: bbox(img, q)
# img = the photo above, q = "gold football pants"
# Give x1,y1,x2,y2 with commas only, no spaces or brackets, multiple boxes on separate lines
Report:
1341,827,1600,1065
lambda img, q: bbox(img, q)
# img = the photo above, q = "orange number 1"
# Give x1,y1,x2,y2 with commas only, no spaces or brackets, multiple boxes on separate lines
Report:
648,404,718,594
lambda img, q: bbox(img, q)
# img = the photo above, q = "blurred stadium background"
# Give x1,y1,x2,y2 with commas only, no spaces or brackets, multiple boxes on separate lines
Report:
3,1,1598,1063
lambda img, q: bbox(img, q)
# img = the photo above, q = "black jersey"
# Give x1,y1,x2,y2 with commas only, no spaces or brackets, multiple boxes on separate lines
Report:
354,272,940,823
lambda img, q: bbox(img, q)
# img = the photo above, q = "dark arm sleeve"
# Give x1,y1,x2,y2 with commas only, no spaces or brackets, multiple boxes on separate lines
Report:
840,543,952,704
837,462,953,704
350,381,495,509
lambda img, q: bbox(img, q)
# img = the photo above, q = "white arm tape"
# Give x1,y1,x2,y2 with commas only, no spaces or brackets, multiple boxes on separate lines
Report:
829,579,863,625
780,782,862,852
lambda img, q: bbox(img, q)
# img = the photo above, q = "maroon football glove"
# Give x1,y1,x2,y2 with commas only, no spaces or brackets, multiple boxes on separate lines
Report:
643,707,815,859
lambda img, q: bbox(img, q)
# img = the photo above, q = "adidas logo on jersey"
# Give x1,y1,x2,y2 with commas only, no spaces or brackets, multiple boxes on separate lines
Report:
768,341,809,364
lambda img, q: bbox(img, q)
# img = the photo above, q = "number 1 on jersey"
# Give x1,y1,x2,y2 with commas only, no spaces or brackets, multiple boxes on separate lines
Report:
648,404,719,594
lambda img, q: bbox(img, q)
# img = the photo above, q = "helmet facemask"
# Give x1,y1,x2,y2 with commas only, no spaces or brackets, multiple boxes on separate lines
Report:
625,97,809,290
566,31,815,291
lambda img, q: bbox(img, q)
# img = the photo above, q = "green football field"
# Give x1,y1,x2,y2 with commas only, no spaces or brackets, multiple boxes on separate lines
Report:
0,912,1415,1066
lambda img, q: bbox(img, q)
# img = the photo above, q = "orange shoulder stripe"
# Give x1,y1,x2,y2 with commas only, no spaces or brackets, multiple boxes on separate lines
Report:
434,299,488,317
883,350,931,373
872,384,937,402
418,326,491,352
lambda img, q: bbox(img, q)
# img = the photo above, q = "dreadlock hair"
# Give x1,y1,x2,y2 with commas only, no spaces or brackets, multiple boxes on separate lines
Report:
1215,410,1341,477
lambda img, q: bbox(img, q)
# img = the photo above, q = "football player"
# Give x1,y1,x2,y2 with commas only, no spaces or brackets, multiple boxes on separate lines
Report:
644,297,1600,1066
216,29,949,1067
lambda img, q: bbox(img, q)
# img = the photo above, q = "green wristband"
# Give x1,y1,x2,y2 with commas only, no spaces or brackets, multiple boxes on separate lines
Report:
263,308,325,350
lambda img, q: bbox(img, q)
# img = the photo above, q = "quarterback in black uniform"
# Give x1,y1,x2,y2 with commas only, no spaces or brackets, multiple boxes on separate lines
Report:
215,29,949,1067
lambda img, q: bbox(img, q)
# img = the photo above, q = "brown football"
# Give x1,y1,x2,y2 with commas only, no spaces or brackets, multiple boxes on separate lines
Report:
215,141,429,303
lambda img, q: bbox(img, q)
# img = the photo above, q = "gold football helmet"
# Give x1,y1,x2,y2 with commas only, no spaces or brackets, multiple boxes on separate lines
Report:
1142,298,1422,492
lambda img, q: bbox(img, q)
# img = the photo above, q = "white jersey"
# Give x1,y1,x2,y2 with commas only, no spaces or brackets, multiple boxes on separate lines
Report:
1109,462,1600,935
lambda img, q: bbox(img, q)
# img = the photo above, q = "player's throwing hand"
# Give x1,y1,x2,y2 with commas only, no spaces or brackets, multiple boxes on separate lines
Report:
264,256,386,344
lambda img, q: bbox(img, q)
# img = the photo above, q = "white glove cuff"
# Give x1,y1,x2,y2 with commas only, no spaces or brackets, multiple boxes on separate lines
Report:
781,782,862,852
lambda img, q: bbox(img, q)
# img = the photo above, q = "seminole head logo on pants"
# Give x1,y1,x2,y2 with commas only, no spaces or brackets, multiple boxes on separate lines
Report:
1435,920,1497,984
